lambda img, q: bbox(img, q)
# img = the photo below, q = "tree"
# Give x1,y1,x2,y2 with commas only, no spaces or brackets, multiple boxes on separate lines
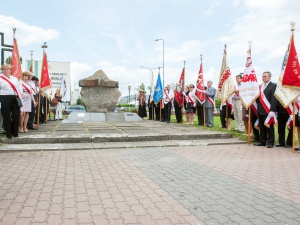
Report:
6,56,23,64
76,98,83,105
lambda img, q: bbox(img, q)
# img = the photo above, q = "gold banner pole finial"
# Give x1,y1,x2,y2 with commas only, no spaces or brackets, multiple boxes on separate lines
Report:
248,40,252,50
291,21,295,34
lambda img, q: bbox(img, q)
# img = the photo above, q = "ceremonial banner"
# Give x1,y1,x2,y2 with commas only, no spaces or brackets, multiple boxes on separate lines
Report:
153,73,163,104
281,33,300,88
239,50,260,109
274,32,300,108
11,38,22,79
60,74,67,102
174,67,184,107
195,59,206,104
40,51,52,91
217,46,234,105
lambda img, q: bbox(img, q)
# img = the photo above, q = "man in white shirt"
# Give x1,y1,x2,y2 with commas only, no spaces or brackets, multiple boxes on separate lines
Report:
164,85,174,123
232,73,245,132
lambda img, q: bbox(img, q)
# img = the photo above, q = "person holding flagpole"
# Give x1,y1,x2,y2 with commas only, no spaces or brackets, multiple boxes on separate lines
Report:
255,71,277,148
205,81,216,127
163,85,174,123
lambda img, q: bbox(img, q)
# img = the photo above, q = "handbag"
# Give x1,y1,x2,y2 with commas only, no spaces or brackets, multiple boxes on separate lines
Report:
51,98,58,105
16,96,23,108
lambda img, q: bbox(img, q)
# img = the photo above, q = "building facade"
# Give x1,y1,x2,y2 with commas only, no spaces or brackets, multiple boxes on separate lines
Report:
25,60,71,102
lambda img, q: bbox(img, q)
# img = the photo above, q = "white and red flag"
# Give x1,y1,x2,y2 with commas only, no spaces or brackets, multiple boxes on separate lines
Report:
239,49,260,109
217,45,235,105
195,57,206,104
275,27,300,108
10,37,22,79
174,67,184,107
40,51,52,91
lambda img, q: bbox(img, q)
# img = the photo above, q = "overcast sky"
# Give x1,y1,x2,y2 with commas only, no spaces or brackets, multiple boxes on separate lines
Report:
0,0,299,96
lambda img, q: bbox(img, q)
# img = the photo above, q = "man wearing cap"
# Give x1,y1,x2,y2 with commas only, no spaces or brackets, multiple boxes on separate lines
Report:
163,85,174,123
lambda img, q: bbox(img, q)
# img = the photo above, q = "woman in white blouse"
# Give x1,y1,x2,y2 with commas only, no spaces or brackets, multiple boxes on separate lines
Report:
0,64,21,139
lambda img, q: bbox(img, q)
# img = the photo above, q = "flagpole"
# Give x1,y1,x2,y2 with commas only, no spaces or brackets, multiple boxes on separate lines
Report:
182,61,185,123
200,55,206,127
247,41,252,145
292,102,296,153
158,67,162,121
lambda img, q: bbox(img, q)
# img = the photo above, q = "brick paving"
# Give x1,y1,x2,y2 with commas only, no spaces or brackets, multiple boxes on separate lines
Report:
0,144,300,224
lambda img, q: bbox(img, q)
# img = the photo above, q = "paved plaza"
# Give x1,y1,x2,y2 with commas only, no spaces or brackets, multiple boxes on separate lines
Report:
0,143,300,225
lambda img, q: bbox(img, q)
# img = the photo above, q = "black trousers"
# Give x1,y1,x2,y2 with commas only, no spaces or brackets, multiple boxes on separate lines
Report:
277,112,292,146
164,102,172,122
220,105,227,127
258,114,274,146
28,95,37,128
251,115,260,141
196,104,204,125
174,101,182,122
0,95,20,138
155,103,161,120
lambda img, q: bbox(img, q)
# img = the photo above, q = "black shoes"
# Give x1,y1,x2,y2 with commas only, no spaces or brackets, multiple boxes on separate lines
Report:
255,143,266,146
267,145,274,148
28,127,36,130
275,144,285,147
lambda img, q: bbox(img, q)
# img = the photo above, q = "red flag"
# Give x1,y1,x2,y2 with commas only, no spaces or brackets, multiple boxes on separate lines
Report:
11,38,22,79
174,68,184,107
40,51,51,91
195,60,206,104
281,34,300,88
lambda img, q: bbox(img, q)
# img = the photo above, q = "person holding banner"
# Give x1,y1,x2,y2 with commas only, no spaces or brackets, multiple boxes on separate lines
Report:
232,74,245,132
0,64,21,139
185,84,196,125
174,83,183,123
163,85,174,123
255,71,277,148
205,81,216,127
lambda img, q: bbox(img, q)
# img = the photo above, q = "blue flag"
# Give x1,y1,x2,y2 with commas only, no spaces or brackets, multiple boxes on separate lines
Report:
153,73,163,104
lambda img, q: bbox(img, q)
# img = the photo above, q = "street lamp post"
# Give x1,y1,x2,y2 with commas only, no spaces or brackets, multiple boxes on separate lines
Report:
155,38,164,87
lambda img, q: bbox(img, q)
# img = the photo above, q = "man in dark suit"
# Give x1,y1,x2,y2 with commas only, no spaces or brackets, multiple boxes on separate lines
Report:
255,71,277,148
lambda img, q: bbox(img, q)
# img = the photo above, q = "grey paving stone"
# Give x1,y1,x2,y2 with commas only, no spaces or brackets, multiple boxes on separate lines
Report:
121,149,300,225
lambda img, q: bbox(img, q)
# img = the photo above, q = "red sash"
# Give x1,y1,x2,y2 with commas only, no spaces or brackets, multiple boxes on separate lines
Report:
0,75,20,97
164,91,171,103
22,83,32,94
259,84,270,114
187,94,194,105
207,97,215,106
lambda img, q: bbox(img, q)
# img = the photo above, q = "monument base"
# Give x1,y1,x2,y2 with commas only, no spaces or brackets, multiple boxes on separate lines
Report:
62,112,143,123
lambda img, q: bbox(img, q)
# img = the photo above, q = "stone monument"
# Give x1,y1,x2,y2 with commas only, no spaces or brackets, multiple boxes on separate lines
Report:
79,70,121,112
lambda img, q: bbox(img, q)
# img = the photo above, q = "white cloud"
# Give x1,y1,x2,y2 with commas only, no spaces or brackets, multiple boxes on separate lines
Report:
0,15,59,47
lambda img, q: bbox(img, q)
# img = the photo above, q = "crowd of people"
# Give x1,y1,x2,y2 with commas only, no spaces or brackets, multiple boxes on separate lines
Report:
140,71,300,152
0,64,61,139
1,62,300,152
